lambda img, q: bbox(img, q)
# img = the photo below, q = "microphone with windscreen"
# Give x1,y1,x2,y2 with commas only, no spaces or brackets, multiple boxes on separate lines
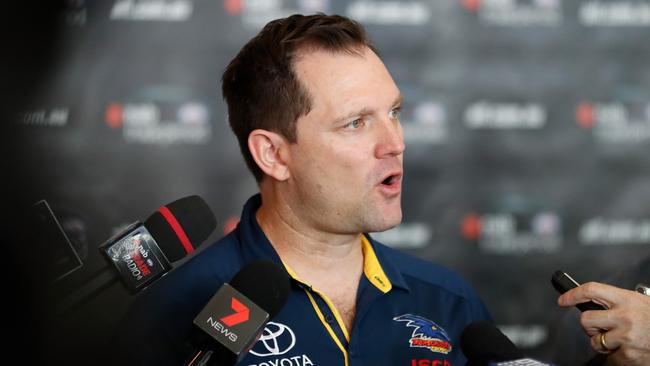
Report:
101,194,216,292
185,260,291,366
56,195,216,311
460,321,555,366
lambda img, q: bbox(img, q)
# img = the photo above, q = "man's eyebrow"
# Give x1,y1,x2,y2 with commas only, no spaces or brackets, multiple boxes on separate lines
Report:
332,94,404,125
333,107,373,125
393,94,404,107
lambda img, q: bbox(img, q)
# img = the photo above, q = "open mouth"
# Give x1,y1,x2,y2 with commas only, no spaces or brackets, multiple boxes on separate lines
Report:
381,174,401,187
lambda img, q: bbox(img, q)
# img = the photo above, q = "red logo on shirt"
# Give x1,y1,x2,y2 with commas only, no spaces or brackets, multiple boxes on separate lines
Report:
411,359,453,366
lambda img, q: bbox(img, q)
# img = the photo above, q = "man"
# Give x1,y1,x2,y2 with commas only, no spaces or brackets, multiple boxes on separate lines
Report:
553,256,650,366
111,13,490,366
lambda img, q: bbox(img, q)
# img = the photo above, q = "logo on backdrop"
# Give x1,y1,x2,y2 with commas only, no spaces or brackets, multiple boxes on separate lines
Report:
461,210,563,255
110,0,193,21
346,1,431,25
579,1,650,26
460,0,562,27
394,314,452,355
579,218,650,246
105,99,212,145
464,101,546,130
20,108,70,127
576,101,650,145
225,0,329,29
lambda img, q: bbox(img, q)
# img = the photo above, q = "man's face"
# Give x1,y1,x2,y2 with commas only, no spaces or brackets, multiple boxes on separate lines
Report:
285,46,405,235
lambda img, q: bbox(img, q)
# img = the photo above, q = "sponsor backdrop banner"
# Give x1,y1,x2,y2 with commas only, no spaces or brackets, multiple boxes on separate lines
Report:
9,0,650,363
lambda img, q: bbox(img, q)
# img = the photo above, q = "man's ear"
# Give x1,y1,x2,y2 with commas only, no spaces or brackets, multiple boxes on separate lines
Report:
248,129,291,181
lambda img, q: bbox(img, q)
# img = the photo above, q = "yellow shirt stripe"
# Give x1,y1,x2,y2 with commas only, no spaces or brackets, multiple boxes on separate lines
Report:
305,290,350,366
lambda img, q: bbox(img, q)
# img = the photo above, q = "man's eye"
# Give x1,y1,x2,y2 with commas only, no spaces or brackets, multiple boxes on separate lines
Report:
389,107,402,119
344,119,363,129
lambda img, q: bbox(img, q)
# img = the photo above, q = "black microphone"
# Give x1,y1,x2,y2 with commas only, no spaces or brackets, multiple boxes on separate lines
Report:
56,195,216,311
185,260,291,366
461,321,555,366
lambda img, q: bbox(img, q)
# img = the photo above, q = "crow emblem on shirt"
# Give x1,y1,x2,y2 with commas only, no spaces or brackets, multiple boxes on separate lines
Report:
394,314,452,354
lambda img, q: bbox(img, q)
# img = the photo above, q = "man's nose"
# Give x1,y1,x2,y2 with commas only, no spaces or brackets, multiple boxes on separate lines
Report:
375,118,405,158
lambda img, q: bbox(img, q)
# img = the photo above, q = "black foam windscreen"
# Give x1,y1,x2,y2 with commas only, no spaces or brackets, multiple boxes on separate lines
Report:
144,195,217,262
230,260,291,317
460,321,525,364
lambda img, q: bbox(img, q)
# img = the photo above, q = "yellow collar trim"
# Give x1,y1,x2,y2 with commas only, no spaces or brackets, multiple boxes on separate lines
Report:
361,235,392,293
280,235,393,294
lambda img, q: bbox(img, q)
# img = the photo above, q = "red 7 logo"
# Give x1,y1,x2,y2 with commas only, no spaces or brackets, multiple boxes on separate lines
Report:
220,297,250,327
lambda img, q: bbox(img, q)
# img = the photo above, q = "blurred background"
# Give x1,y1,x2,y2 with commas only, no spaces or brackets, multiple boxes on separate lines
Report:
3,0,650,364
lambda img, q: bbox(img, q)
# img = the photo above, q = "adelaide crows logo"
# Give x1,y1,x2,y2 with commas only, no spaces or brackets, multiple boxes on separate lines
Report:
394,314,452,354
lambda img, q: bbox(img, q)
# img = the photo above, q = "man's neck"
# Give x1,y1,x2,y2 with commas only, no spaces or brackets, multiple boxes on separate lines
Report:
255,196,363,276
255,191,364,332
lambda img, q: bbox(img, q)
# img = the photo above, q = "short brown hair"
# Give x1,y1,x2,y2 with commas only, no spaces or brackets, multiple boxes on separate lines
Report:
221,13,375,182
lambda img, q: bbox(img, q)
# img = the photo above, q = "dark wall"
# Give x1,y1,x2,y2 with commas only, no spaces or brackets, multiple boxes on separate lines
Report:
6,0,650,363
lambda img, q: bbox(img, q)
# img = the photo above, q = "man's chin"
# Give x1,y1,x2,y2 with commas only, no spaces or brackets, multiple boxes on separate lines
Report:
365,211,402,233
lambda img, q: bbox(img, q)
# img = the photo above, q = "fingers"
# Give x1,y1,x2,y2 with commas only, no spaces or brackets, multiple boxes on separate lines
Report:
608,350,632,366
557,282,650,366
580,308,619,331
589,329,623,354
558,282,634,309
607,346,647,366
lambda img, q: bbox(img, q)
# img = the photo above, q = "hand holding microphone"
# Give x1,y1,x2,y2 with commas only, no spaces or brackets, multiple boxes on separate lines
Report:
556,279,650,366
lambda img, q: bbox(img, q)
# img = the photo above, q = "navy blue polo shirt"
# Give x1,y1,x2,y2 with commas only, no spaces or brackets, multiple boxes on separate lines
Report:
112,194,490,366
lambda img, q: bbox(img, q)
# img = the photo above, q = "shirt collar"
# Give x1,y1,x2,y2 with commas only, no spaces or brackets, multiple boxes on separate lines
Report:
363,233,410,292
